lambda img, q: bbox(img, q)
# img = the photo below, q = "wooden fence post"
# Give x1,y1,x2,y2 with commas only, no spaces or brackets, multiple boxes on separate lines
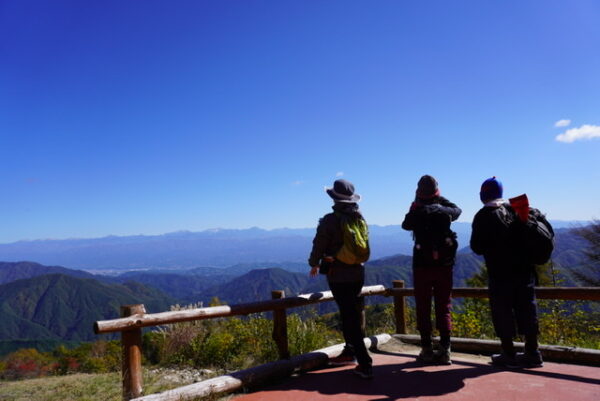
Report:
271,290,290,359
121,304,145,401
393,280,407,334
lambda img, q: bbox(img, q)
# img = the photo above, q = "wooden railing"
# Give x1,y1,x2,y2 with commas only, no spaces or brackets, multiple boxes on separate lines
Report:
93,282,600,400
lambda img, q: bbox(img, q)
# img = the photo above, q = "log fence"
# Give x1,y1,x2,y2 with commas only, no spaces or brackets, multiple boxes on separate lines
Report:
93,283,600,400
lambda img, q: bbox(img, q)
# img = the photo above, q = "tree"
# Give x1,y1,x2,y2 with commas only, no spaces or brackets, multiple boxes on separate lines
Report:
572,220,600,286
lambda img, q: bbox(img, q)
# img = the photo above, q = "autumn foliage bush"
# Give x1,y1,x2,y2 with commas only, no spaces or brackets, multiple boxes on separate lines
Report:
0,348,57,380
0,341,121,380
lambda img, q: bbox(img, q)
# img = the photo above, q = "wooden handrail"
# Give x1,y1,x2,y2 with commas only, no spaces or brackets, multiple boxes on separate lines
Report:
94,285,386,334
386,287,600,300
95,283,600,400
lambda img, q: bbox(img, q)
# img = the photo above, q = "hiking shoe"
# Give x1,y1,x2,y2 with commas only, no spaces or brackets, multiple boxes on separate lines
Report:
353,364,373,380
516,351,543,368
434,347,452,365
329,353,357,365
417,347,435,364
491,353,519,368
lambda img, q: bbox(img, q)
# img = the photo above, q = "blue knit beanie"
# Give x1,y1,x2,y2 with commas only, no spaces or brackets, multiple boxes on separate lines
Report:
480,177,503,202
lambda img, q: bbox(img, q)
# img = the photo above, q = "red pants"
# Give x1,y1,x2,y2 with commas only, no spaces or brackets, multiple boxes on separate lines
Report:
413,267,453,336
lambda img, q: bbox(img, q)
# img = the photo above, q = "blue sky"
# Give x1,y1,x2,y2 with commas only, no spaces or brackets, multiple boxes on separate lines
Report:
1,1,599,243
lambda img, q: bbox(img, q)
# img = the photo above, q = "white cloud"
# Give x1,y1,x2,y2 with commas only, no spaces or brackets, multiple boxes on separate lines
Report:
555,124,600,143
554,119,571,128
335,171,344,177
291,180,304,186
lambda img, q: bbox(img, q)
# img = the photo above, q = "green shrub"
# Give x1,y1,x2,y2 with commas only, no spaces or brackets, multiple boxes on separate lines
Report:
287,313,332,355
142,332,165,365
150,306,338,372
538,300,600,348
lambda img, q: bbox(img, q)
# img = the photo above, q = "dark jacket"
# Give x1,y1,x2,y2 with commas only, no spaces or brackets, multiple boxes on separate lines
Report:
470,203,544,282
308,203,365,283
402,196,461,268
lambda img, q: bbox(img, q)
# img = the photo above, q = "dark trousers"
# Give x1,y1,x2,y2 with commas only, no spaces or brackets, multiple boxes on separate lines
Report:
488,277,538,338
328,280,372,367
413,267,453,337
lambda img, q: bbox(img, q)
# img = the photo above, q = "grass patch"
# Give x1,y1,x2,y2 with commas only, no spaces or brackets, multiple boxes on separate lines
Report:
0,368,215,401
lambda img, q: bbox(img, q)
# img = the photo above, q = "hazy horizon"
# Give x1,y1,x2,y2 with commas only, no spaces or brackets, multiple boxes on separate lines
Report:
0,218,587,245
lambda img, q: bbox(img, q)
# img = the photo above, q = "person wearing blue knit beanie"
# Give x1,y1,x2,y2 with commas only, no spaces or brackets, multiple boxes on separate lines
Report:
480,177,503,203
470,177,550,369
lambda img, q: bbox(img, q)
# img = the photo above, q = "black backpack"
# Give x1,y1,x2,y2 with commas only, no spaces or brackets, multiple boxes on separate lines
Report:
497,205,555,265
412,205,458,267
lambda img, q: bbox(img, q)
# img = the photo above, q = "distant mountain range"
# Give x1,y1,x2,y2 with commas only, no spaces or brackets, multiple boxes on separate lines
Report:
0,221,584,271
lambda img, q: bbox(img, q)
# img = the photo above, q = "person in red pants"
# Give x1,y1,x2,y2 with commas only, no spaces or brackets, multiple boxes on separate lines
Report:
402,175,461,365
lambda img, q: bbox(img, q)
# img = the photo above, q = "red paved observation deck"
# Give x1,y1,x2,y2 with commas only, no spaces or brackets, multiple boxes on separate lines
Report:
234,348,600,401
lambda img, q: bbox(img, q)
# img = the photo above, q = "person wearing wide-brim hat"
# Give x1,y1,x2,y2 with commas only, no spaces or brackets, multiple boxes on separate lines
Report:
308,179,373,379
402,175,461,365
324,179,362,203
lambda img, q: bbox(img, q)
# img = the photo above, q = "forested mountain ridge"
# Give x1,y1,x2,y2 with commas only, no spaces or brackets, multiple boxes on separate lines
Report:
0,274,175,343
0,261,97,285
191,252,482,307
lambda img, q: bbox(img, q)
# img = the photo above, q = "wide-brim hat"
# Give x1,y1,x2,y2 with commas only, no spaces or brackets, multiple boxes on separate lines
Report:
325,179,361,203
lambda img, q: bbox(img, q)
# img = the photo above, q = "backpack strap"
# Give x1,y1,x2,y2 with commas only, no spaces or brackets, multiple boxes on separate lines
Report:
496,203,516,228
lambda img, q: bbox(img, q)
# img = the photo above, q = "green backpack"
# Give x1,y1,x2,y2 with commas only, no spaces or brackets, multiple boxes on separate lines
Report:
335,212,371,265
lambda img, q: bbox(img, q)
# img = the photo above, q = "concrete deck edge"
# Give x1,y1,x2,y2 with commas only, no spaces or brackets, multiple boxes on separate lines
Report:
394,334,600,366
